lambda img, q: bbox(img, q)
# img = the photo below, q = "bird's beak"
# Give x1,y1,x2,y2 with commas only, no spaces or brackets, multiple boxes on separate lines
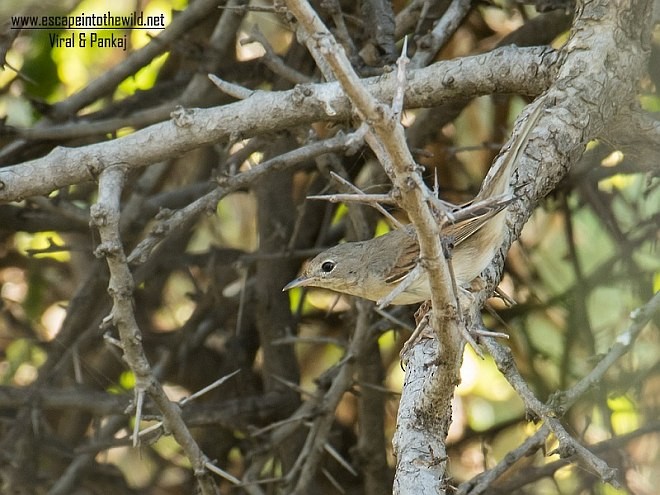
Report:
282,276,310,291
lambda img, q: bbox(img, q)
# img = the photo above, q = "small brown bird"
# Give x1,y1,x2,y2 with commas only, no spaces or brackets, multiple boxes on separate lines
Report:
283,102,544,305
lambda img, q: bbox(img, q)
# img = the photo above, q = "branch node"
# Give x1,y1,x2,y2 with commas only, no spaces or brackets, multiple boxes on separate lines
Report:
170,106,195,128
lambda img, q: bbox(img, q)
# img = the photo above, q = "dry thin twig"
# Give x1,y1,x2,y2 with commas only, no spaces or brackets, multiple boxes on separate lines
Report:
410,0,473,69
327,170,404,229
208,74,255,100
241,25,312,84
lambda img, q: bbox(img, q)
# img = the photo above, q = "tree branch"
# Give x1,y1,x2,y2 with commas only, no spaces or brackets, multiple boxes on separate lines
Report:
0,45,556,202
90,166,219,495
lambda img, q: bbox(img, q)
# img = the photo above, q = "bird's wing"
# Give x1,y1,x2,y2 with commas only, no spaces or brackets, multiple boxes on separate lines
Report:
383,227,419,286
381,200,509,286
445,201,509,246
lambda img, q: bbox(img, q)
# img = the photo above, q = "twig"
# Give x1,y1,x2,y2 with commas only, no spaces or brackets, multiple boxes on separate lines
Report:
305,192,394,204
204,462,243,486
455,424,551,495
131,369,243,444
493,422,660,493
410,0,473,69
179,0,248,102
372,307,415,332
327,170,404,229
181,370,241,405
324,442,358,477
208,74,255,100
132,390,145,447
392,36,409,118
241,25,312,84
320,467,345,494
377,264,424,309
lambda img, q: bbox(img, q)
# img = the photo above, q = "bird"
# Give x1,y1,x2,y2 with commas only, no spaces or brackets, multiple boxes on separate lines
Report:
283,102,544,306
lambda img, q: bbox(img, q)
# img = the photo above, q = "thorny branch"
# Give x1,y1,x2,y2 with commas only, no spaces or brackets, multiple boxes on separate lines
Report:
460,291,660,494
284,1,465,490
90,166,220,495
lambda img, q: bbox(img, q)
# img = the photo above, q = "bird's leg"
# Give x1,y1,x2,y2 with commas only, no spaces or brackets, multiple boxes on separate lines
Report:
399,301,433,360
399,298,483,361
454,289,484,357
443,237,483,356
414,300,432,322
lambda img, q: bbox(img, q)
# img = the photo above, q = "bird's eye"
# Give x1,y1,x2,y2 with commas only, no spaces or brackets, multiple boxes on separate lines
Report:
320,260,335,273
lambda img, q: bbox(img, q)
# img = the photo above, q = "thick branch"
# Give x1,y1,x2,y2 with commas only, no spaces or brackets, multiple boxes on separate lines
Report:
0,46,556,203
